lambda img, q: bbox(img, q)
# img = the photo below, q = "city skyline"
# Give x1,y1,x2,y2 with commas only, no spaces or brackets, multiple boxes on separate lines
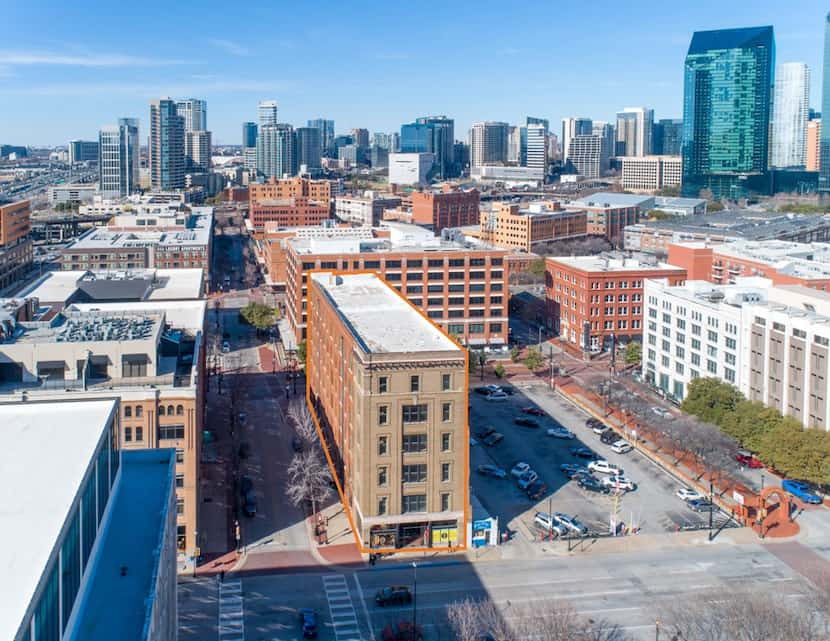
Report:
1,0,828,146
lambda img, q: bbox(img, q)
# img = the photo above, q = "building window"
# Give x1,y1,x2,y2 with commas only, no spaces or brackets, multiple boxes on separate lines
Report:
441,462,451,482
402,404,428,423
441,433,451,452
136,426,143,441
177,525,186,551
442,403,451,422
402,464,427,483
124,426,132,442
159,424,185,440
175,474,184,489
402,434,427,453
377,467,388,487
378,405,389,425
725,368,736,383
176,497,184,515
158,405,165,416
378,376,388,393
410,375,420,392
136,406,143,417
177,405,184,415
124,406,132,418
176,448,184,463
402,494,427,513
377,496,388,516
442,373,451,391
167,405,174,415
441,493,451,512
378,436,388,456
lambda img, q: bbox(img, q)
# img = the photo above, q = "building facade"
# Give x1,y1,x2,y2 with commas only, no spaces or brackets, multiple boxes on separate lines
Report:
296,127,323,170
682,26,775,198
620,156,682,192
469,122,509,168
545,255,687,351
615,107,654,157
69,140,99,164
653,119,683,156
771,62,810,168
0,199,33,291
564,134,605,178
335,194,402,226
307,118,335,156
808,119,822,171
307,272,467,551
561,117,593,163
149,98,185,191
819,12,830,197
567,193,653,241
410,186,480,232
479,202,587,252
99,118,140,198
257,124,296,179
258,100,278,127
388,153,435,186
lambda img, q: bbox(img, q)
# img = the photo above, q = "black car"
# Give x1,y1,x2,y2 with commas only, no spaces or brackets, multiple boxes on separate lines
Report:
577,474,608,494
514,417,540,428
526,480,547,500
500,386,516,395
600,430,620,445
475,425,497,438
560,463,590,479
240,475,253,496
243,492,257,517
586,417,603,428
473,386,492,396
482,432,504,446
570,446,598,460
299,609,318,638
376,586,413,606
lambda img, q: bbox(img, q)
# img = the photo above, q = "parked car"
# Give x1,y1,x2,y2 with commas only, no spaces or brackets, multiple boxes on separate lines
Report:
292,436,304,452
499,385,516,395
734,451,764,469
526,480,547,500
588,459,623,475
600,430,620,445
375,586,413,606
560,463,590,478
687,499,716,513
517,470,539,489
601,475,636,492
782,479,823,505
240,475,253,496
577,474,608,494
222,341,231,353
586,417,604,430
514,417,540,428
523,406,546,416
473,387,492,396
243,492,257,517
299,609,318,638
553,512,588,536
485,391,509,402
534,511,567,535
482,431,504,446
650,406,673,419
474,425,497,438
610,440,633,454
591,423,609,435
676,486,704,502
547,426,575,439
477,464,507,479
570,446,598,460
511,462,531,478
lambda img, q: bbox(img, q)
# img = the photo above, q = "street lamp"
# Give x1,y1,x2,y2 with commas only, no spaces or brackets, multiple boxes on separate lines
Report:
548,344,555,390
411,561,418,632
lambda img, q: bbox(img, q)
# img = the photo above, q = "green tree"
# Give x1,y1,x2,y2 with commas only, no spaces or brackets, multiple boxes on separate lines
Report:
239,302,276,330
624,342,642,365
529,258,546,278
523,346,544,371
681,377,744,425
510,346,521,363
493,363,506,379
297,340,307,367
708,201,725,212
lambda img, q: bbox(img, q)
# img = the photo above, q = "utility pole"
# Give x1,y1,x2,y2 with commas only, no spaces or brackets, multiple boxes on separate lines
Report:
411,561,418,632
708,480,714,540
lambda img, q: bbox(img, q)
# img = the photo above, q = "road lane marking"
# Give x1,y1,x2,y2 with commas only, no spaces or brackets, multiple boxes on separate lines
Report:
218,579,245,641
353,572,376,641
322,574,362,641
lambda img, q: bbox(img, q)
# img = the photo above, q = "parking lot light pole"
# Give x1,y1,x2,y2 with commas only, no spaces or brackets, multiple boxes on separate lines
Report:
708,481,714,541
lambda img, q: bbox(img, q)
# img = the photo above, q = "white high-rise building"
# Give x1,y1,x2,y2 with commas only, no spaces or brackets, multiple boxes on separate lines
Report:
524,124,547,171
257,124,296,178
175,98,207,132
561,117,592,163
185,130,212,172
615,107,654,157
258,100,279,127
98,118,140,198
507,126,521,164
771,62,810,168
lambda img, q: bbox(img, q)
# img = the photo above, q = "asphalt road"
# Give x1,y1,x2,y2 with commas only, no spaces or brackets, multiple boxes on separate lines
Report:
178,542,812,641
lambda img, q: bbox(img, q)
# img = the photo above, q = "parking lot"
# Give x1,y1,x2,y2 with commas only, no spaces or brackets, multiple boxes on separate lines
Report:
469,382,736,541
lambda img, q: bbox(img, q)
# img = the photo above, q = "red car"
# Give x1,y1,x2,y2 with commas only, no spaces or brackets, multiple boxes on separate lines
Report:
522,406,546,416
735,452,764,469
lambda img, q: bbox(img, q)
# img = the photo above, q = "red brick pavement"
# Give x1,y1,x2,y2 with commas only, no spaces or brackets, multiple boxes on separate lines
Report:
317,542,364,566
765,541,830,585
236,549,320,574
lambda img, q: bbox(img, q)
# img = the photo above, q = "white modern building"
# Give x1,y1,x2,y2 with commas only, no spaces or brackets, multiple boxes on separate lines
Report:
620,156,682,192
334,193,402,226
258,100,278,127
175,98,207,133
469,122,509,168
47,183,97,205
643,277,771,401
771,62,810,168
99,118,140,198
388,153,434,186
561,117,592,163
185,130,212,171
257,124,296,179
565,135,605,179
524,123,547,171
615,107,654,157
470,165,544,186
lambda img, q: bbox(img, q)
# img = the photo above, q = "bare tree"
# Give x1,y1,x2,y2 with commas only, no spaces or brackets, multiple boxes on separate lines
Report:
286,450,333,516
288,399,319,447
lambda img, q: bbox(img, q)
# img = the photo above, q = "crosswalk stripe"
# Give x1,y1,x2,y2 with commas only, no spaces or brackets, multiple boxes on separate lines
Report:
217,577,245,641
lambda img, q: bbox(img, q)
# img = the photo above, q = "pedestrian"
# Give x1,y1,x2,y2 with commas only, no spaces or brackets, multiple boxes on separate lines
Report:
285,384,290,399
220,569,225,583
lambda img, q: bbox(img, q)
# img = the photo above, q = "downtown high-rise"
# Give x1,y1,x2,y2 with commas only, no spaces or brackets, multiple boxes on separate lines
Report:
98,118,139,198
258,100,278,127
681,26,775,198
307,118,335,156
615,107,654,157
295,127,322,170
149,98,185,190
257,124,296,178
469,121,509,168
819,12,830,197
771,62,810,168
561,117,593,163
400,116,456,178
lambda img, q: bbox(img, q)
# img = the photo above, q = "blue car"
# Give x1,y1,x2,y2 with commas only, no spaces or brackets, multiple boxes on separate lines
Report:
782,479,822,505
299,608,318,638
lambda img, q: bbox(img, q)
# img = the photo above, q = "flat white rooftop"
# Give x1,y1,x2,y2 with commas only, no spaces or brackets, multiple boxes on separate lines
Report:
0,399,116,641
548,255,686,273
311,272,460,354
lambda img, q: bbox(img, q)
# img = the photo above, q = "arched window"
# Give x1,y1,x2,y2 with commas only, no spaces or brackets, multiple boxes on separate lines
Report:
176,405,184,416
124,406,132,417
167,405,174,416
158,406,165,416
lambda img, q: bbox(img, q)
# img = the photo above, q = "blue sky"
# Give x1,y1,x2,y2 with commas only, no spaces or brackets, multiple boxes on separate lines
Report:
1,0,828,146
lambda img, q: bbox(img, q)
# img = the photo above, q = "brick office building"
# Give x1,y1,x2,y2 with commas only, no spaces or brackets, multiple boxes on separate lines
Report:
285,222,509,347
566,192,653,242
0,199,33,291
546,255,686,351
307,272,467,551
479,201,587,252
410,186,480,233
249,177,332,232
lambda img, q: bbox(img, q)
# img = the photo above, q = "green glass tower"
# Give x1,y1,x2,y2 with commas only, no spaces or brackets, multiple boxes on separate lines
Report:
681,26,775,199
819,13,830,197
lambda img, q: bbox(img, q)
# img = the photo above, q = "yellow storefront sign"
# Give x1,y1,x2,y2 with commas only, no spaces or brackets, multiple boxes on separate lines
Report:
431,527,458,545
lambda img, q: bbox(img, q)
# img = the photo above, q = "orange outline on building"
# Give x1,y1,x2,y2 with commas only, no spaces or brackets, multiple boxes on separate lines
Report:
304,269,470,555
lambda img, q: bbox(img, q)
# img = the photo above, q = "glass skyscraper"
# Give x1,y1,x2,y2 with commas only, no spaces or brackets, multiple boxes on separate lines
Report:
771,62,810,168
819,13,830,197
681,26,775,198
400,117,456,178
